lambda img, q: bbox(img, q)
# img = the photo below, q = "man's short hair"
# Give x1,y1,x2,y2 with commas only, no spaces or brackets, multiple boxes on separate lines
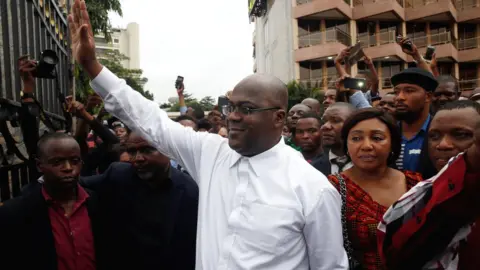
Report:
176,115,197,124
36,132,76,159
436,100,480,115
197,119,212,131
292,113,323,135
436,75,459,96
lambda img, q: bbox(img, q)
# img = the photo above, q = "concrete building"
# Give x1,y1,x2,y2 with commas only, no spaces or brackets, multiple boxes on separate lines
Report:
252,0,296,83
95,22,140,70
252,0,480,96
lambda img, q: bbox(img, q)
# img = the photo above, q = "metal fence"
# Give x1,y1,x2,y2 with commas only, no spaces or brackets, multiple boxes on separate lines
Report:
0,0,71,201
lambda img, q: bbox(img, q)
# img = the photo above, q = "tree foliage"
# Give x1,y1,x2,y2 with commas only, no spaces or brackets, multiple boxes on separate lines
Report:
287,80,325,112
167,92,215,112
98,50,153,100
199,96,216,111
75,0,122,102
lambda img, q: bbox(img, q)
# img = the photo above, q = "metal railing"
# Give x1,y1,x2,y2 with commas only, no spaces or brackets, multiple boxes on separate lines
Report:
357,30,396,48
459,79,480,91
458,36,480,51
406,0,439,7
354,0,404,7
299,77,338,89
297,0,351,5
381,77,394,88
454,0,479,9
410,31,456,48
298,28,351,48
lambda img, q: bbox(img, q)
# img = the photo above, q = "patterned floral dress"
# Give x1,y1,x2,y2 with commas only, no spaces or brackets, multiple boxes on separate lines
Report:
328,171,422,270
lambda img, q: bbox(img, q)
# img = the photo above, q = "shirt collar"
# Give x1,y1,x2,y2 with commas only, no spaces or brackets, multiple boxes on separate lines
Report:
41,183,89,205
328,150,348,163
229,138,286,177
420,114,431,133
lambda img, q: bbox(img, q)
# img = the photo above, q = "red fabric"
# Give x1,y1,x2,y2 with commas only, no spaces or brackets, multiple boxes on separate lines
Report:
378,155,480,270
42,185,96,270
328,171,422,270
459,220,480,270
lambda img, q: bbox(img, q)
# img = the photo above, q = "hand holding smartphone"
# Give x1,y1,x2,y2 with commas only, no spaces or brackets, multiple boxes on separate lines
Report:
175,76,184,90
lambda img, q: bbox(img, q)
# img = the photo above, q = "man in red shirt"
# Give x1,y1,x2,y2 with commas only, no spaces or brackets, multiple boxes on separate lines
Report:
0,132,98,270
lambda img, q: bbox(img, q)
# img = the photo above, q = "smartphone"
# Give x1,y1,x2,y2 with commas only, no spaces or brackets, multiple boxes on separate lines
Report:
217,95,229,116
343,77,367,91
396,35,413,52
347,42,364,65
175,76,184,89
425,46,436,61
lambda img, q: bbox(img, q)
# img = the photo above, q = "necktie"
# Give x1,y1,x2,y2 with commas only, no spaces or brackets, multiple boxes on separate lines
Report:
332,158,349,172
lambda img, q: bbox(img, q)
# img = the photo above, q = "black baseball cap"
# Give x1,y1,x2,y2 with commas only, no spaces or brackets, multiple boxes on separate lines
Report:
391,68,438,92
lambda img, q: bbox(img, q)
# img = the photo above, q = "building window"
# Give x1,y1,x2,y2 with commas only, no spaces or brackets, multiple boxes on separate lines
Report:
113,38,119,44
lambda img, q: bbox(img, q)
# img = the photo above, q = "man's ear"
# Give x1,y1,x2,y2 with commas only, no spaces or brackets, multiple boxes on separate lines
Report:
274,110,286,129
36,158,43,173
426,91,433,104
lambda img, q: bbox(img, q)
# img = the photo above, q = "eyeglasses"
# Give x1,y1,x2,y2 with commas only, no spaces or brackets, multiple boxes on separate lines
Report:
221,105,280,116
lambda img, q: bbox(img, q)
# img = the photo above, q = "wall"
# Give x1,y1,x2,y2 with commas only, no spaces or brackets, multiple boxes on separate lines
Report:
254,0,295,83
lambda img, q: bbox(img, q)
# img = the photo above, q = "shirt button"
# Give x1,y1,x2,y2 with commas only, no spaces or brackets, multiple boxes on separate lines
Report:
70,231,74,236
77,252,81,256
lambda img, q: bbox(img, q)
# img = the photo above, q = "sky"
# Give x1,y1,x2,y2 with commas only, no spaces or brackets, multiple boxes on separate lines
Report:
109,0,255,104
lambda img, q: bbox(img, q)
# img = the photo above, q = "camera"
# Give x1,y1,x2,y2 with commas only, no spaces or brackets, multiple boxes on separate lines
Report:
31,50,59,79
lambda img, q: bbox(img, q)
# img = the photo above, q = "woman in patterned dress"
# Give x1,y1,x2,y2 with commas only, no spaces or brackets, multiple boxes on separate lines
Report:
327,108,422,270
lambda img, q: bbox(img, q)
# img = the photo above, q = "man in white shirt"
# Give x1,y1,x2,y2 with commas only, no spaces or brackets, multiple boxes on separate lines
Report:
68,1,348,269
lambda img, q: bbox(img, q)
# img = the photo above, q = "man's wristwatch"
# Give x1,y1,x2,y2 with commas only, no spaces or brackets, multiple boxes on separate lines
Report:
20,91,35,99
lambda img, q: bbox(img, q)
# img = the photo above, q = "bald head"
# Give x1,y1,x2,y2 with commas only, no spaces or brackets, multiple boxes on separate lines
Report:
233,74,288,110
301,98,321,114
328,102,356,114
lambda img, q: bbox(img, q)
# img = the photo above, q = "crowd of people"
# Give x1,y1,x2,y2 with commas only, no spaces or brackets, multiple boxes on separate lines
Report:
1,0,480,269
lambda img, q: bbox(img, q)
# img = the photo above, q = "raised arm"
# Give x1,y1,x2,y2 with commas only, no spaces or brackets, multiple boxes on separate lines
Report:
68,0,214,180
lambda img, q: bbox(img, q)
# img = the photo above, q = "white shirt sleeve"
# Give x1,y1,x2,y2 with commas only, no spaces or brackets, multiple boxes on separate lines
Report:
90,67,213,181
304,187,349,269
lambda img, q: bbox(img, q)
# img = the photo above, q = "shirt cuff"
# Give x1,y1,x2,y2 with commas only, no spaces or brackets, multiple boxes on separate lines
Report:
90,67,119,99
180,106,188,115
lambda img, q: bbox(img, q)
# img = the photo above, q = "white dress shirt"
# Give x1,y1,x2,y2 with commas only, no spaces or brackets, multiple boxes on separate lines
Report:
328,151,354,174
91,67,348,270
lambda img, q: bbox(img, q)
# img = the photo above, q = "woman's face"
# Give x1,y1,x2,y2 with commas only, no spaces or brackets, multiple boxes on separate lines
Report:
347,118,392,171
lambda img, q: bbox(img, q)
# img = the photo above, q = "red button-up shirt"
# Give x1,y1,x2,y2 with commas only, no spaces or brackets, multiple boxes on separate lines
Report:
42,184,96,270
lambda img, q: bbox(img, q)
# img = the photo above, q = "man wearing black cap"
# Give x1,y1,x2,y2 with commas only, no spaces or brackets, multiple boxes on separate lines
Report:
391,68,438,174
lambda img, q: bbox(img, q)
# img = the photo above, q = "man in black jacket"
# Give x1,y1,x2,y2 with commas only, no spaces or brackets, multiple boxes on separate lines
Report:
80,131,199,270
0,132,102,270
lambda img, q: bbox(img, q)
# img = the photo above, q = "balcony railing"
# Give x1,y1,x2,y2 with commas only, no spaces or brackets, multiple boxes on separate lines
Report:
405,0,439,7
298,28,351,48
299,77,338,89
458,36,480,51
454,0,479,9
354,0,404,7
381,77,394,88
297,0,351,5
459,79,479,91
411,31,457,48
357,30,396,48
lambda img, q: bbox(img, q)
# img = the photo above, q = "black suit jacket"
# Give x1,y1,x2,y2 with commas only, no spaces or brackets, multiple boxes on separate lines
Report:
0,182,105,270
311,153,331,176
80,162,199,270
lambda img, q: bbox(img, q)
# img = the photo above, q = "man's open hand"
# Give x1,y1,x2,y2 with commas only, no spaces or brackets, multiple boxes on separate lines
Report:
68,0,102,78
